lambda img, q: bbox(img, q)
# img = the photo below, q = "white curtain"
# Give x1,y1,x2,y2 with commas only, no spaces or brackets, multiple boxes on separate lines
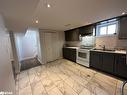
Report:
15,29,38,61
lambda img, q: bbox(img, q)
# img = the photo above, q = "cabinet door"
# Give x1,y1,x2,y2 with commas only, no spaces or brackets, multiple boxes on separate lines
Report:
118,16,127,39
63,48,69,59
115,54,127,78
90,51,103,70
79,24,94,36
69,49,76,62
63,48,76,62
65,29,79,41
71,29,80,41
65,31,71,41
102,53,114,74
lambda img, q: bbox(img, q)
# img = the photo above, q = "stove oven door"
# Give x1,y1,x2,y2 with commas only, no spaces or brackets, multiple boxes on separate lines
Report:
77,49,89,62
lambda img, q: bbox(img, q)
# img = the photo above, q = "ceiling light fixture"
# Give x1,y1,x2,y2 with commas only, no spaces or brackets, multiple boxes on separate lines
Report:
47,4,51,8
122,12,125,15
43,0,51,8
35,20,39,24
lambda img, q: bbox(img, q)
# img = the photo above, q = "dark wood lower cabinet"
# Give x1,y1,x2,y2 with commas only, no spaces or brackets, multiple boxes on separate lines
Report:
115,54,127,79
63,48,76,62
90,51,127,79
102,53,114,74
90,51,103,70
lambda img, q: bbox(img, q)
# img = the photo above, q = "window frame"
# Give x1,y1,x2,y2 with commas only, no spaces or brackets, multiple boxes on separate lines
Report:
96,19,118,37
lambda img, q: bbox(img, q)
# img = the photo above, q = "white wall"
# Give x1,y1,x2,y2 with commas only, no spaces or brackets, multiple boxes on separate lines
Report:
58,31,65,57
0,15,15,94
10,31,21,74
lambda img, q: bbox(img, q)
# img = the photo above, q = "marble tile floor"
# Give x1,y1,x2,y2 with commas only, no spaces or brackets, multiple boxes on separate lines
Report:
16,59,127,95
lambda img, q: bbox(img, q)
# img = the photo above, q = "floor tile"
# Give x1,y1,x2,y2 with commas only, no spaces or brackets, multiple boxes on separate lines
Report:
41,76,56,91
56,80,78,95
16,59,124,95
31,81,47,95
18,75,30,89
47,87,63,95
19,85,32,95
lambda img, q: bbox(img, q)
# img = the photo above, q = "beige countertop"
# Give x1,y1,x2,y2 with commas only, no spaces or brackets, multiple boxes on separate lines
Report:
64,47,79,49
64,47,127,54
91,49,126,55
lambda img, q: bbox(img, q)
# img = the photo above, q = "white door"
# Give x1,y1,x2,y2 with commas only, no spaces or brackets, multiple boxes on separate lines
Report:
44,32,60,63
44,33,53,62
52,33,59,60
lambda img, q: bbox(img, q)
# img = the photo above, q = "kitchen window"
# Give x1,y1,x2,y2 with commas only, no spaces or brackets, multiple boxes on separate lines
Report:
96,19,118,36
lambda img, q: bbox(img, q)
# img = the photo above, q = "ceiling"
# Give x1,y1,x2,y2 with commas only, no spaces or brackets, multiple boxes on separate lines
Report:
0,0,127,32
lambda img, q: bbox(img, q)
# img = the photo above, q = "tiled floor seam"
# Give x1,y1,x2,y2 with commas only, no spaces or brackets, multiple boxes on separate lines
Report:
62,62,117,95
34,67,50,95
27,71,33,95
48,67,84,95
45,68,65,94
61,63,97,88
114,80,119,95
16,59,124,95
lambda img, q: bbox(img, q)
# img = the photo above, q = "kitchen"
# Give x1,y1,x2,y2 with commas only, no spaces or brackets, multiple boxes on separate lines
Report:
63,15,127,94
0,0,127,95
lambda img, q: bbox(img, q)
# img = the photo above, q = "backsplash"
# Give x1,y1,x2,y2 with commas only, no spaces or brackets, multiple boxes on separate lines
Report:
65,35,127,49
81,36,95,47
65,36,95,47
95,36,117,49
96,35,127,49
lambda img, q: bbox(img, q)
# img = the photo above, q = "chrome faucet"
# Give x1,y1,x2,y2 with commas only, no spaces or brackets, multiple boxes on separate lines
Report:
99,45,106,50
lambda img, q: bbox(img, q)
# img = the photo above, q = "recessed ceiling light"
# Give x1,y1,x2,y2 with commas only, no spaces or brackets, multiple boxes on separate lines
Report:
47,4,51,8
122,12,125,15
35,20,39,24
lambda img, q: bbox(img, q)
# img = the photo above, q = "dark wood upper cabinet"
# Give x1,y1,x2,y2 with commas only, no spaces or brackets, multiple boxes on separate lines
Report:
65,28,80,41
79,24,95,36
118,16,127,39
64,24,95,41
